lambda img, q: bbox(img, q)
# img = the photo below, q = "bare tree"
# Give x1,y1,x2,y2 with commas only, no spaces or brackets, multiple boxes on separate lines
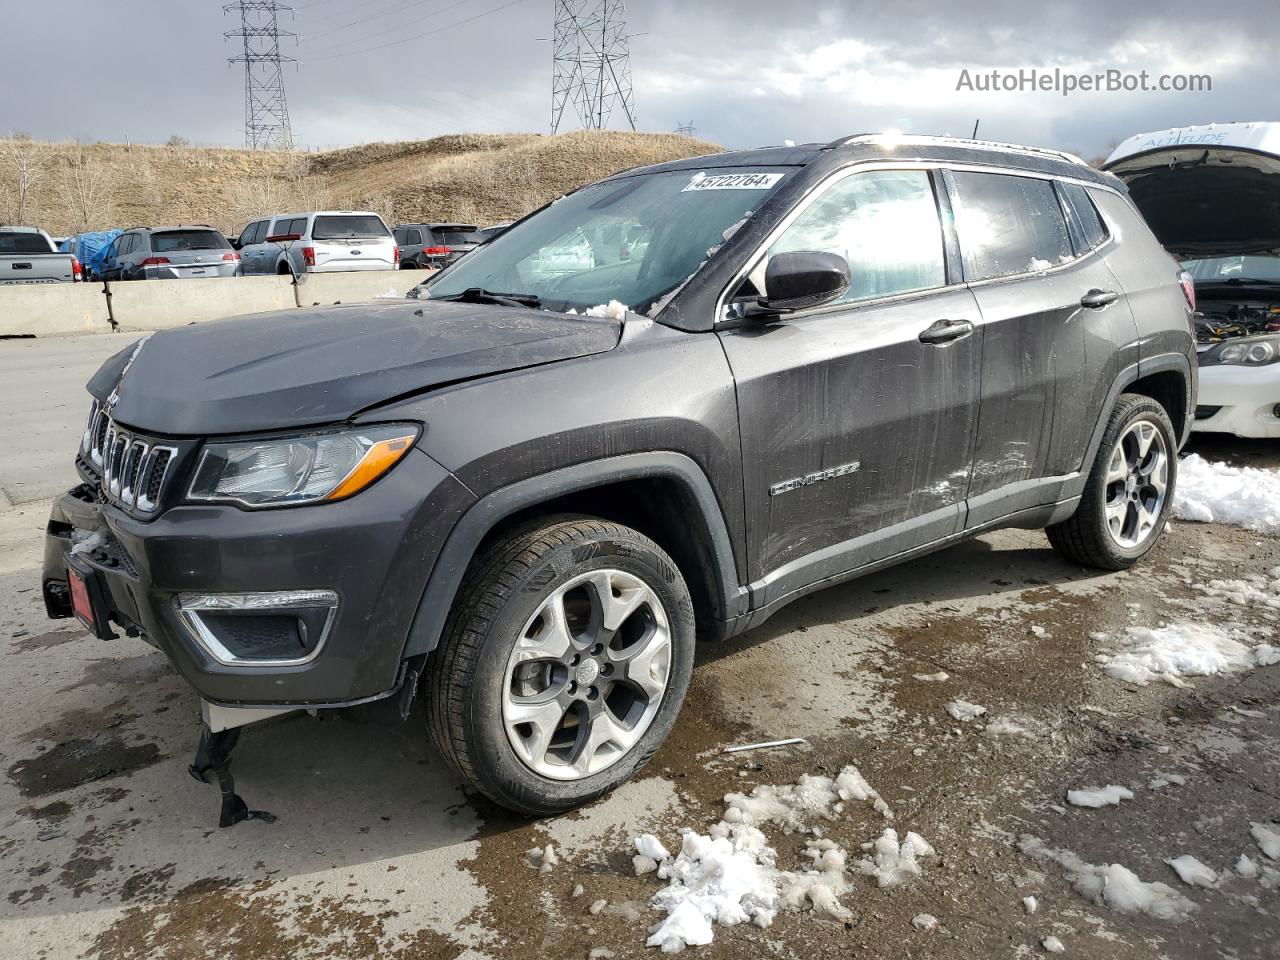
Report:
2,138,47,224
58,144,113,232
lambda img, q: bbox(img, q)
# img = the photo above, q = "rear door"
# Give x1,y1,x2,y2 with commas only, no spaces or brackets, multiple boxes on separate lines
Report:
717,166,982,602
947,169,1138,524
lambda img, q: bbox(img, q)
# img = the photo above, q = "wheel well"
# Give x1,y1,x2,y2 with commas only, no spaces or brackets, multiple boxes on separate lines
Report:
478,478,728,636
1126,371,1187,440
276,260,292,275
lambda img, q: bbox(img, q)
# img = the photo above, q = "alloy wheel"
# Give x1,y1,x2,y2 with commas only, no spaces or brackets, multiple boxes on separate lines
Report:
1103,419,1168,549
501,569,671,781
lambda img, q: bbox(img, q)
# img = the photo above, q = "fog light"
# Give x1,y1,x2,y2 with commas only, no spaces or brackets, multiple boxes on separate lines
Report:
1272,404,1280,419
176,591,338,666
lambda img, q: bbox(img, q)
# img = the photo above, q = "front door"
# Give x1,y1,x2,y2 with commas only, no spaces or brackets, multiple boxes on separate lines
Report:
717,167,982,608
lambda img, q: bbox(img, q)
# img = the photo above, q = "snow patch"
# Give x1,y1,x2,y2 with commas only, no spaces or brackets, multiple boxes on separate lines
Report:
585,300,629,320
1237,854,1260,879
1042,935,1065,953
856,828,936,887
1173,455,1280,534
986,717,1036,738
911,913,939,931
1020,836,1197,921
945,700,987,722
1096,622,1273,687
913,670,950,682
69,531,104,557
525,844,558,874
1066,785,1134,809
1022,895,1038,913
1251,822,1280,860
1166,855,1216,888
723,764,893,829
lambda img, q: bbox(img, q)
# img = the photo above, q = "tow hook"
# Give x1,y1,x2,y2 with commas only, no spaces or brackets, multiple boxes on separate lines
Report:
188,725,277,828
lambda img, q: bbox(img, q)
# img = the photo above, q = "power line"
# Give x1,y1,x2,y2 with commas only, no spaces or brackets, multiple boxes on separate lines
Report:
551,0,636,134
302,0,456,42
224,1,296,150
303,0,472,55
302,0,531,62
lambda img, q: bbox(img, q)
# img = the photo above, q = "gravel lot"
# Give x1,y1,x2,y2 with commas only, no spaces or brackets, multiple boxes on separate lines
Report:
1,335,1277,959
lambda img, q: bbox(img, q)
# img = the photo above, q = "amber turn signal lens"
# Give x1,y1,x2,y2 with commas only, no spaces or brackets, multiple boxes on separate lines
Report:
324,434,417,502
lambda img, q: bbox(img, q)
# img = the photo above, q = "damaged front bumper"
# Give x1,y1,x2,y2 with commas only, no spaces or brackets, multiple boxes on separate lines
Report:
41,447,474,709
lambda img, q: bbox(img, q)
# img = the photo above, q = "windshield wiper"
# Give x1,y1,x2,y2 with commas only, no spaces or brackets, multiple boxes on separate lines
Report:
436,287,542,309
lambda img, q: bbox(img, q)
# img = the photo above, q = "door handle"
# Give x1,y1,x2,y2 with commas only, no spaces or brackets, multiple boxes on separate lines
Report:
918,318,974,345
1080,288,1120,309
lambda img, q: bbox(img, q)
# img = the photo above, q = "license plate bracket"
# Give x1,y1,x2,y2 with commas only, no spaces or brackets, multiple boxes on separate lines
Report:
66,555,116,640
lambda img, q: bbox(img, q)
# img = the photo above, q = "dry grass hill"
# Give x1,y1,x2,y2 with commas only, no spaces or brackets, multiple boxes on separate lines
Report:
0,131,724,237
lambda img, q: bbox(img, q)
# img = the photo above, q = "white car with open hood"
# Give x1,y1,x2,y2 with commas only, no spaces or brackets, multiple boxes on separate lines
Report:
1105,121,1280,438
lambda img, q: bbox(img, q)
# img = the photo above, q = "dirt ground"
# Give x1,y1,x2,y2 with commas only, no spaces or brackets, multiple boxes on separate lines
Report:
0,343,1276,959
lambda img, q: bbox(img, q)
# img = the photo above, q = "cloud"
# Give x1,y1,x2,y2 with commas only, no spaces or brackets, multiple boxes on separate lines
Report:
4,0,1277,157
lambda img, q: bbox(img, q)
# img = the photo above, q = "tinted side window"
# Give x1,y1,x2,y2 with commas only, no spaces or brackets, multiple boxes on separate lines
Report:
288,217,309,236
1063,183,1109,250
242,221,262,245
950,172,1073,280
768,169,946,304
406,228,422,245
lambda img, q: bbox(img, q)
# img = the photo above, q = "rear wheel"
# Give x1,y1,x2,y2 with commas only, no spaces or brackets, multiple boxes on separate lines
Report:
425,516,695,815
1047,393,1176,570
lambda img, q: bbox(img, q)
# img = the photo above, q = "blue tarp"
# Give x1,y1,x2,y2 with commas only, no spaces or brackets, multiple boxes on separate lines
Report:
60,230,122,277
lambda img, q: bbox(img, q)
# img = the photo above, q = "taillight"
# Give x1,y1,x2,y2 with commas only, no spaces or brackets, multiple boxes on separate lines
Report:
71,257,83,281
223,251,241,262
302,246,316,267
1178,270,1196,312
424,246,450,255
140,257,170,266
394,246,401,263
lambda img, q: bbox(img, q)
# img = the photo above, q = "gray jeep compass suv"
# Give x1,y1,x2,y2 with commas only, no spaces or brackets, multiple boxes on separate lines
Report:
42,135,1195,822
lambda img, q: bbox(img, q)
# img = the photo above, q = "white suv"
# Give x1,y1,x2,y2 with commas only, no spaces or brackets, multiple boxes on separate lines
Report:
236,211,399,276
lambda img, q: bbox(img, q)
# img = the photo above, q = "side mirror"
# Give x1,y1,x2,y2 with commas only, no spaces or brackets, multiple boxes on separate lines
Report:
759,251,850,313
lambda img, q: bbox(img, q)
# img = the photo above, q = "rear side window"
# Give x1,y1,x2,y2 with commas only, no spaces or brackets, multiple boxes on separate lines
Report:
0,232,54,253
1061,183,1109,250
312,215,389,240
950,172,1073,280
151,230,229,252
768,169,947,304
394,228,422,245
287,217,308,236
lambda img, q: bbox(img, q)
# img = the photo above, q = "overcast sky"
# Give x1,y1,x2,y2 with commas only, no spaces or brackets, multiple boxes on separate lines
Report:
5,0,1274,157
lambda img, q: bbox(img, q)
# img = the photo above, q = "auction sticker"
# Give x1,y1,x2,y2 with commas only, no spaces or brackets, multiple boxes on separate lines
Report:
682,172,784,192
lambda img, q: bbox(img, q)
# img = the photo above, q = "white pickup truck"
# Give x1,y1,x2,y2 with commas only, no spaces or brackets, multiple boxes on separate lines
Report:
0,227,81,284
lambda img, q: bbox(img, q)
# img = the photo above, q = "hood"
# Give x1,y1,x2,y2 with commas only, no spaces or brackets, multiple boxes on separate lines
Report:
90,299,621,436
1104,130,1280,258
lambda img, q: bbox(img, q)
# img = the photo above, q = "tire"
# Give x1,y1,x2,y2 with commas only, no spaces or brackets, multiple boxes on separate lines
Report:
1046,393,1177,570
425,515,695,816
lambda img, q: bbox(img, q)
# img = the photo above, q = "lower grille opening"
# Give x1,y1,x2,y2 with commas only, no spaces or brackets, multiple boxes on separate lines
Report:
1194,405,1222,421
199,612,310,660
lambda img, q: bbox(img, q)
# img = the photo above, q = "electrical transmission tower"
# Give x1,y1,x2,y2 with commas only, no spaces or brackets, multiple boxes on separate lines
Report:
675,120,696,137
224,1,296,150
551,0,636,134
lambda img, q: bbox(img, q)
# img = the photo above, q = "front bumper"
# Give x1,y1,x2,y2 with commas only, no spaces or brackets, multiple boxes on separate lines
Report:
1191,363,1280,438
42,448,474,707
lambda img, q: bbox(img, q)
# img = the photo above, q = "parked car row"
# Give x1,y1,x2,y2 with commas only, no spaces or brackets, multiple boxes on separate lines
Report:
30,213,511,283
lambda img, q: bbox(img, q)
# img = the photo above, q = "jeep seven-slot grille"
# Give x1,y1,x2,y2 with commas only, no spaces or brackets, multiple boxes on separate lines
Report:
81,400,178,514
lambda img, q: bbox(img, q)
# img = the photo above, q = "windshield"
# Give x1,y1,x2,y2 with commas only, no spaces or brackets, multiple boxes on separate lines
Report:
423,167,792,315
1183,255,1280,283
313,215,390,240
0,231,54,253
151,230,229,252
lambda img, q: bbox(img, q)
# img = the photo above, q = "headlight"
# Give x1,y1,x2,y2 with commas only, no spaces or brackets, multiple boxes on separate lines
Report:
188,424,419,507
1206,336,1280,367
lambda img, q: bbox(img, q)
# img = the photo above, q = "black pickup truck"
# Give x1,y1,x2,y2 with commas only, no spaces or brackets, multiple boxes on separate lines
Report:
42,134,1194,821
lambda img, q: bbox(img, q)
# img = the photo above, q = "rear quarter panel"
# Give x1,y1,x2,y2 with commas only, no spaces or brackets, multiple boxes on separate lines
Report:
1091,188,1194,368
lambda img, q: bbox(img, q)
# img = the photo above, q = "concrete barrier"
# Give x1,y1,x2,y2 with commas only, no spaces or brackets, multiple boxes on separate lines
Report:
108,275,298,331
294,270,427,307
0,283,111,337
1,269,438,337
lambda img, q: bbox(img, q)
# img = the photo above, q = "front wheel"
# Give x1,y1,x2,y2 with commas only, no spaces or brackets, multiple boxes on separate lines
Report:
425,516,695,815
1046,393,1177,570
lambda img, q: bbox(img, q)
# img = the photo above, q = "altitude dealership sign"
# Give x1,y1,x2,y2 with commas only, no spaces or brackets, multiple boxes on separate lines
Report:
955,67,1212,96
